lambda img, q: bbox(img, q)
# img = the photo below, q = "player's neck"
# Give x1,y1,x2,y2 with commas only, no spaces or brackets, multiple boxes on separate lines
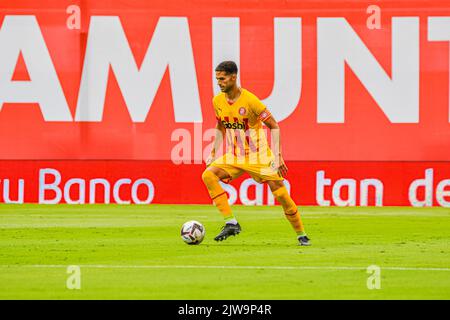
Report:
225,86,242,103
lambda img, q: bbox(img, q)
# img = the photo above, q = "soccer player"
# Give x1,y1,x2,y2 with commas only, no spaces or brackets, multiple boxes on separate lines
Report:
202,61,311,246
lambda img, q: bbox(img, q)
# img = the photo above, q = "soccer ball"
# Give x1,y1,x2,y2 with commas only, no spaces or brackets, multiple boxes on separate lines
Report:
180,220,205,245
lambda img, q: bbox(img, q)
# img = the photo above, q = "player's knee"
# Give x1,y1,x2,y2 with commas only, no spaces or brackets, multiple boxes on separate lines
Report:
202,169,219,185
269,180,285,193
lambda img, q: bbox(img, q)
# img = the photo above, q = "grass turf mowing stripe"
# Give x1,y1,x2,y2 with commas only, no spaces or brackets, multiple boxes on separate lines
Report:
1,265,449,271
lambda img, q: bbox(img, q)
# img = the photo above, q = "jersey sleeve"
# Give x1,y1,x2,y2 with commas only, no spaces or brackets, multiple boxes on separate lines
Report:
250,94,272,122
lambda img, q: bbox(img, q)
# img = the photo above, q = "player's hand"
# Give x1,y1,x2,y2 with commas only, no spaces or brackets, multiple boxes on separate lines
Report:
276,154,288,177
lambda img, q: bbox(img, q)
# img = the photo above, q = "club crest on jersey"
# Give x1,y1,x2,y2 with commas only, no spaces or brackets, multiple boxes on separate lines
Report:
239,107,247,115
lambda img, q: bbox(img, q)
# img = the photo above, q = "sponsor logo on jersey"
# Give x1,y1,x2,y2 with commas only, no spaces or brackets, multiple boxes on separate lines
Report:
222,120,246,130
221,117,249,130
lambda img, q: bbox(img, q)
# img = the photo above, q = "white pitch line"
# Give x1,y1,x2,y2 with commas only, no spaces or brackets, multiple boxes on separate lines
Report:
0,265,449,271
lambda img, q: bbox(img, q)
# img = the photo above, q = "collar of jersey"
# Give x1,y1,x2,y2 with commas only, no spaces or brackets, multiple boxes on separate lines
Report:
225,88,245,106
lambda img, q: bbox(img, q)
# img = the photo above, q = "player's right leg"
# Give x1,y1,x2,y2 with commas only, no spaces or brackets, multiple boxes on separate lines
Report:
201,165,242,241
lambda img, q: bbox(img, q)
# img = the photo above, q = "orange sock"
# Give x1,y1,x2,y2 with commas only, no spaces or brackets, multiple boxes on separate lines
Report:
202,170,234,221
272,186,306,236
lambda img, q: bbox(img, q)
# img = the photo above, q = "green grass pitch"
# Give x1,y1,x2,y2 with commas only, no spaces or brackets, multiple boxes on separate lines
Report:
0,204,449,299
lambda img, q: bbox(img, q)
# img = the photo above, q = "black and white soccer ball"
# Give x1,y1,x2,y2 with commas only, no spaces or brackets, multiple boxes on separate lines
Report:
180,220,205,245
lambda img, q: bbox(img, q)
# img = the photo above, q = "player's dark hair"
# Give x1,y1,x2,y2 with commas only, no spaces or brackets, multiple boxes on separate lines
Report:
215,61,238,75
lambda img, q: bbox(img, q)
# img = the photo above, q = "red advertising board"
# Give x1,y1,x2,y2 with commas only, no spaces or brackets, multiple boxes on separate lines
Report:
0,1,449,206
0,160,449,207
0,0,449,160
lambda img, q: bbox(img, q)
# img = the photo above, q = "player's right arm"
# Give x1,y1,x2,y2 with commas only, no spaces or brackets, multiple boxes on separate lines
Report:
206,117,226,167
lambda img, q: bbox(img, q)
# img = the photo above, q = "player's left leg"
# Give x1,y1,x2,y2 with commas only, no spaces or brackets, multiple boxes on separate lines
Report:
267,180,311,246
241,153,310,245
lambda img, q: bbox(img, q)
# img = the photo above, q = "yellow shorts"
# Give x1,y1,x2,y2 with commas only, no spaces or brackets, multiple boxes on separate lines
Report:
209,152,284,184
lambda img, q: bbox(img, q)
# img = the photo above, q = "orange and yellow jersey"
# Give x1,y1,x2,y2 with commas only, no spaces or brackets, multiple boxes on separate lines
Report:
213,88,273,158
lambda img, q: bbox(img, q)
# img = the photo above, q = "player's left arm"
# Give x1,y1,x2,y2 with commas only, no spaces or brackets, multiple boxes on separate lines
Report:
263,115,288,177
